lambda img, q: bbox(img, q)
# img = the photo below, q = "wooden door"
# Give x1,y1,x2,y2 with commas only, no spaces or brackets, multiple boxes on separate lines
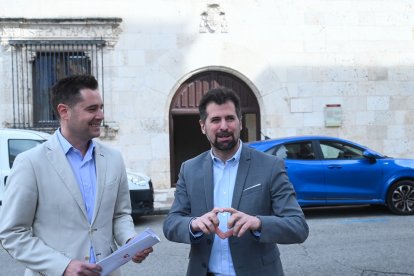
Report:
169,71,260,186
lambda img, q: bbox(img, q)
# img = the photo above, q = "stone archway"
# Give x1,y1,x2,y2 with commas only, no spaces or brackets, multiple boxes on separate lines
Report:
169,70,260,186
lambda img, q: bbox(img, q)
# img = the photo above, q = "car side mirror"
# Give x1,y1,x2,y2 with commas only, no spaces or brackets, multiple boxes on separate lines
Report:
363,150,377,163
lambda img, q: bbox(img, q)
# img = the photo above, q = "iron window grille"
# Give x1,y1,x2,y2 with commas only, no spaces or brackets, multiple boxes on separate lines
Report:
9,40,105,130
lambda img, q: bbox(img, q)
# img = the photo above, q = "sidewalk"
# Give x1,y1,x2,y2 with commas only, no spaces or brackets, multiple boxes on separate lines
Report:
152,188,175,215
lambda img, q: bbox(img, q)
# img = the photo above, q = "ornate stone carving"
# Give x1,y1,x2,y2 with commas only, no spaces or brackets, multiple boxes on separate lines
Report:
0,18,122,48
199,4,228,33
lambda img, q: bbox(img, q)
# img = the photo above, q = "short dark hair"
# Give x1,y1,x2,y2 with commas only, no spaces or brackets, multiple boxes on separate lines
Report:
50,75,99,119
198,87,242,122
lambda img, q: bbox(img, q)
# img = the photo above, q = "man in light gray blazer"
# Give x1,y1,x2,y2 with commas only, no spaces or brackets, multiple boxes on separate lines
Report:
0,75,152,276
163,87,309,276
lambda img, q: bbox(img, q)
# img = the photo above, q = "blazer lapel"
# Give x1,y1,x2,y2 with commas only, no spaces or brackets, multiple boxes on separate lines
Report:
92,142,106,224
45,133,88,218
232,145,251,209
203,153,214,211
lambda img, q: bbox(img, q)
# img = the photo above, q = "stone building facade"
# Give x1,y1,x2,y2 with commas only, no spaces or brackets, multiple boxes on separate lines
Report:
1,0,414,189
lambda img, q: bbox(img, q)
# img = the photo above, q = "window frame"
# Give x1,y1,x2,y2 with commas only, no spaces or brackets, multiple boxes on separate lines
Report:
9,39,105,130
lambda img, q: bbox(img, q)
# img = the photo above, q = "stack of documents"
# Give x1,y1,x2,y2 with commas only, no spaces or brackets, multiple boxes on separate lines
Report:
97,228,160,276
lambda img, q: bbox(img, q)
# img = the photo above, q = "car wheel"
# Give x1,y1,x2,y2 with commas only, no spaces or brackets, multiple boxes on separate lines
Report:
387,180,414,215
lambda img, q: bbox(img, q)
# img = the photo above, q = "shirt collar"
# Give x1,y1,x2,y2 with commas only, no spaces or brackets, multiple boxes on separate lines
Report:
56,128,95,156
210,140,242,164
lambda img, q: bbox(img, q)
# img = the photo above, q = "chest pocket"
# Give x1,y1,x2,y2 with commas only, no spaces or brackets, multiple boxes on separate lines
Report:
242,183,262,196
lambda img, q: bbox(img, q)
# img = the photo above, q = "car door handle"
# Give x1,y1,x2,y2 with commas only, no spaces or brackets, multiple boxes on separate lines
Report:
327,165,342,169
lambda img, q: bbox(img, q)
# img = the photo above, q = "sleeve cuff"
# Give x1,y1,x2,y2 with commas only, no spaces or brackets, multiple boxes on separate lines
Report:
189,217,203,238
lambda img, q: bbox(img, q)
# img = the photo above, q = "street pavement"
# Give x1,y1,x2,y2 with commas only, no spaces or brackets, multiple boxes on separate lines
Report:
2,191,414,275
120,205,414,276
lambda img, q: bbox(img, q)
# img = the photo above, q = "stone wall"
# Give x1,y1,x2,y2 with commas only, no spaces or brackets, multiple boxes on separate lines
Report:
1,0,414,188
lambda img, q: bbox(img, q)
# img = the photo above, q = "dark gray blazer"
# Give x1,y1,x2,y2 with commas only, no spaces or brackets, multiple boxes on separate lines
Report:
163,144,309,276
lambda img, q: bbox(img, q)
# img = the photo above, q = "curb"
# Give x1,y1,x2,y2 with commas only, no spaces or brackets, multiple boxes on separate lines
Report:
151,207,170,216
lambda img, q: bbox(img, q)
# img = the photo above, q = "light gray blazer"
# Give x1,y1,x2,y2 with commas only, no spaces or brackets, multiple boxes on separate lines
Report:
0,132,136,276
163,144,309,276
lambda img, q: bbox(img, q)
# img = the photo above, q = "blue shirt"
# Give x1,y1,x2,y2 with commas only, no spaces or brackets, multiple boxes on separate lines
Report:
56,130,97,263
208,143,242,276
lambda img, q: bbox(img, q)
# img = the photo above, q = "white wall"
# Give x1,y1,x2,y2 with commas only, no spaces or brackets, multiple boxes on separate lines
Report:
1,0,414,188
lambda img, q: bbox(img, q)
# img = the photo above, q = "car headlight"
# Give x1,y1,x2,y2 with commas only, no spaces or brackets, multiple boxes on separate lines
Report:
128,174,147,186
126,170,151,190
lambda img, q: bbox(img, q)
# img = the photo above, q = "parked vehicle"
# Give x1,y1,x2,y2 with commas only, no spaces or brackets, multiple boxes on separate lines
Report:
0,128,153,216
127,169,154,217
0,128,50,205
247,136,414,215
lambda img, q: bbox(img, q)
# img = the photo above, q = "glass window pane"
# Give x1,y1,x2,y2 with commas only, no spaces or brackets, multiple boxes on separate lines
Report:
278,142,315,160
320,141,363,159
32,51,91,125
8,139,44,168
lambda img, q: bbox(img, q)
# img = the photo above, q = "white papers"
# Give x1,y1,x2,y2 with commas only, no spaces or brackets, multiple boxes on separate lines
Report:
97,228,160,276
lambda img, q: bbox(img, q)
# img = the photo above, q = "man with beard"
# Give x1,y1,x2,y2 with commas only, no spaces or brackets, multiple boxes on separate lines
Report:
0,75,153,275
163,87,309,276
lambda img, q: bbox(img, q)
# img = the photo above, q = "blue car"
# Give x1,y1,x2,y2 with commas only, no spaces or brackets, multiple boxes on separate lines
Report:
247,136,414,215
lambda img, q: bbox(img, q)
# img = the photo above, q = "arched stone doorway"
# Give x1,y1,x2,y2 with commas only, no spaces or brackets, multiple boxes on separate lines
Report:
169,70,260,186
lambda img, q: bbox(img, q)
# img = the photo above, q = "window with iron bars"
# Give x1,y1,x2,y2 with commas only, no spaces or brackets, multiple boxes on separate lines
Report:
9,40,105,130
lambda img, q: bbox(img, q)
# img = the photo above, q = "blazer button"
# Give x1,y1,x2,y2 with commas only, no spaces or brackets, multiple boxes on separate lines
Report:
202,263,207,268
206,239,211,245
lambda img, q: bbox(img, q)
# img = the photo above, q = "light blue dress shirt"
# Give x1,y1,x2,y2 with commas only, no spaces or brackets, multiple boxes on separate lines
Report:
208,143,242,276
56,130,97,263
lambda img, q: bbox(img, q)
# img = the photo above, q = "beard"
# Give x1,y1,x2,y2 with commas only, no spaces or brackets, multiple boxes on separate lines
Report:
212,131,238,151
